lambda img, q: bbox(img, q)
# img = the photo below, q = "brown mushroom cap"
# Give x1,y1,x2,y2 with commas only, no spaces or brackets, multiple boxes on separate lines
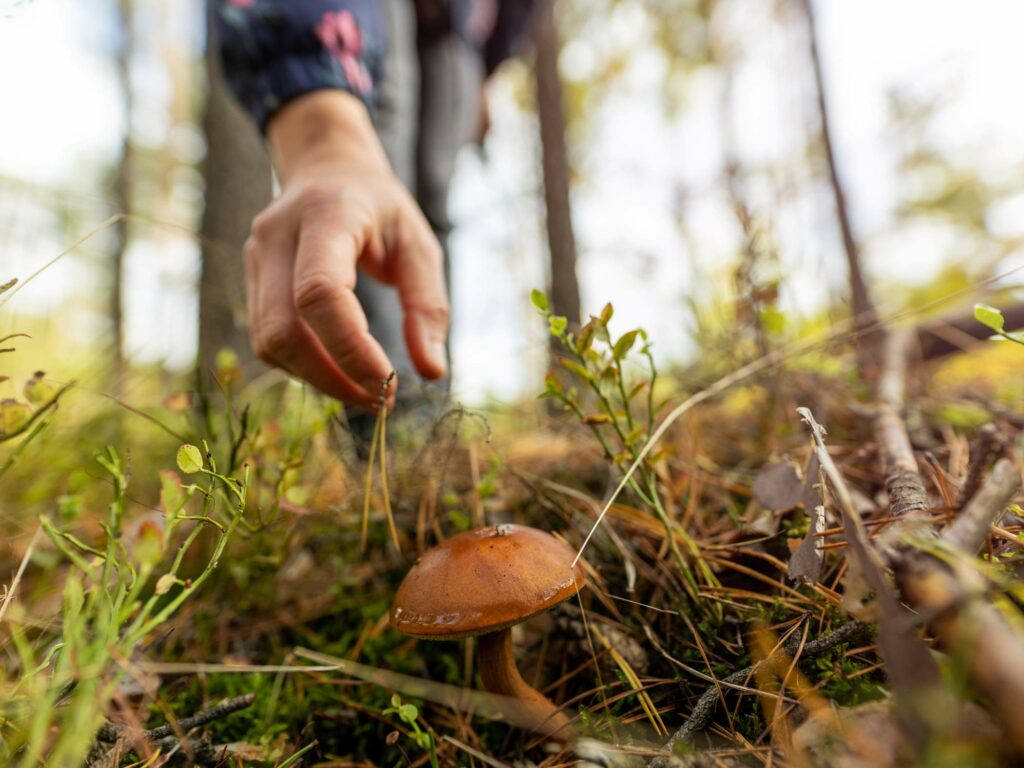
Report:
390,524,584,639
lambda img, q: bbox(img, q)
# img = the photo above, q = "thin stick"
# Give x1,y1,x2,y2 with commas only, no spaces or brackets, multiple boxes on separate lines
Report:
659,621,868,752
96,694,256,743
441,735,512,768
873,328,929,517
943,457,1020,554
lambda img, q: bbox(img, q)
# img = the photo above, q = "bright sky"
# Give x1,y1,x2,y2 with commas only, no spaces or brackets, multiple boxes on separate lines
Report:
2,0,1023,403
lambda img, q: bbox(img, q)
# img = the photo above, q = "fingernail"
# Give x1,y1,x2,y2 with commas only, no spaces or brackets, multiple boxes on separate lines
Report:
430,340,448,375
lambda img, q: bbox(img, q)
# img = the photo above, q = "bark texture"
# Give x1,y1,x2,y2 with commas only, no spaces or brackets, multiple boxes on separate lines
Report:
873,328,930,516
532,0,581,333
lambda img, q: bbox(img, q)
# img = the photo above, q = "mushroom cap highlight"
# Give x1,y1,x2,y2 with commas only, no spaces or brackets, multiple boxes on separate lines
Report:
390,524,584,639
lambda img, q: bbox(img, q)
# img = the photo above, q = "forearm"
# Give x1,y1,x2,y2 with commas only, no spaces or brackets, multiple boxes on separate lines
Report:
267,90,390,185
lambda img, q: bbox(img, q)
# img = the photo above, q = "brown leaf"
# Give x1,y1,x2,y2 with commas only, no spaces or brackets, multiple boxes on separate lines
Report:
789,454,825,584
162,391,194,412
753,460,804,510
789,504,826,584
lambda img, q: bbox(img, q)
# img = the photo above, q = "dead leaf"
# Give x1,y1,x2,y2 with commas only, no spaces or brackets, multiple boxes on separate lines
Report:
789,454,825,584
753,461,804,510
789,505,826,584
163,391,194,412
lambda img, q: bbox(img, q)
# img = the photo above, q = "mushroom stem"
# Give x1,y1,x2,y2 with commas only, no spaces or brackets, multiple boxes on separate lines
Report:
476,628,570,735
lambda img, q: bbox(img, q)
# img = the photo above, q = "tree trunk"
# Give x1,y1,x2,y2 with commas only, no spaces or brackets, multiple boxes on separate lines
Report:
532,0,581,342
799,0,879,370
111,0,133,396
198,6,272,377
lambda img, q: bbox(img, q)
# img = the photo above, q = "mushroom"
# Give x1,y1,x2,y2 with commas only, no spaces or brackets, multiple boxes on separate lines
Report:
390,524,584,734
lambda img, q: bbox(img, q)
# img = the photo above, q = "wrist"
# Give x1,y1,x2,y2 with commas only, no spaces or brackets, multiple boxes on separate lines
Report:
267,90,390,184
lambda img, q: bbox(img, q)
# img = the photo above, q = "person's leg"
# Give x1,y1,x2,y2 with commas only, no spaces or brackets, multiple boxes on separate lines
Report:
416,30,485,255
355,0,419,386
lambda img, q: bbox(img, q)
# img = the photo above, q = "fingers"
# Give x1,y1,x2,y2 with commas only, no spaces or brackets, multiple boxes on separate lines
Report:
246,228,381,408
293,215,398,398
390,211,450,380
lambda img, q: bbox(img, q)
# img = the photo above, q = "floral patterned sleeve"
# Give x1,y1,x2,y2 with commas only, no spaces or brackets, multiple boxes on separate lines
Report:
215,0,386,132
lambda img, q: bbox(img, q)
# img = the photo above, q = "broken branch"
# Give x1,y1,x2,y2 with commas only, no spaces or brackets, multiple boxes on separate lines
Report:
944,457,1020,554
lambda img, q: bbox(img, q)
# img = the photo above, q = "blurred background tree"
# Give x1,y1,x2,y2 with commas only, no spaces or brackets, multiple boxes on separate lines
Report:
1,0,1023,405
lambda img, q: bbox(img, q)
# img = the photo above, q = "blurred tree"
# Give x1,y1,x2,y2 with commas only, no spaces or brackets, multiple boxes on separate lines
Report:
110,0,135,396
197,4,271,377
533,0,582,343
798,0,879,367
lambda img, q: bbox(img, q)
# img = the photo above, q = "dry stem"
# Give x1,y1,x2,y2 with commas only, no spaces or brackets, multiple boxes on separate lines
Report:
873,328,929,517
944,457,1020,554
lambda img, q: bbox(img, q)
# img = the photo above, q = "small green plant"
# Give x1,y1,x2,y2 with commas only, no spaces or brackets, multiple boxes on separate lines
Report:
382,694,439,768
530,290,719,606
0,442,248,766
974,303,1024,346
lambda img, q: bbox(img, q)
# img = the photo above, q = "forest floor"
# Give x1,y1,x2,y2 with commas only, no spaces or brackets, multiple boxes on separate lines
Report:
2,293,1024,767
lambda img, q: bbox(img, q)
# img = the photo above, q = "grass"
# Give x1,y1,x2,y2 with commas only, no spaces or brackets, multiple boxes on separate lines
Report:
3,276,1024,766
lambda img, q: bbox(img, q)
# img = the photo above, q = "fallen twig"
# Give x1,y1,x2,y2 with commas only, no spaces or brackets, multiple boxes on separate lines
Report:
944,457,1020,554
957,424,1007,509
873,328,929,517
95,693,255,743
657,621,869,755
896,553,1024,753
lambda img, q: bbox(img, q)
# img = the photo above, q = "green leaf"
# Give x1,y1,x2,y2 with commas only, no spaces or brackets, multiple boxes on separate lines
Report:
548,315,568,335
0,398,32,436
133,519,165,568
613,330,640,360
447,509,472,530
599,303,614,325
215,347,242,385
23,371,56,405
558,356,592,381
176,444,204,475
399,703,419,723
159,470,186,517
57,494,83,522
974,303,1005,332
530,289,549,312
761,308,787,335
543,373,563,394
576,320,596,353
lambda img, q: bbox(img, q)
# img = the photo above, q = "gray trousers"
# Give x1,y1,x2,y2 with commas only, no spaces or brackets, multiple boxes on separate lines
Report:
354,0,483,404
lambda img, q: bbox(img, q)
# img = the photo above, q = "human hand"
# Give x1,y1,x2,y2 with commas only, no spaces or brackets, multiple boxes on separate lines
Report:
245,90,449,409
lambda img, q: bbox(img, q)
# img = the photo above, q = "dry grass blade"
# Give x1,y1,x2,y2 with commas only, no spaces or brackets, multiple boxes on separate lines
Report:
0,527,41,632
0,215,126,308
